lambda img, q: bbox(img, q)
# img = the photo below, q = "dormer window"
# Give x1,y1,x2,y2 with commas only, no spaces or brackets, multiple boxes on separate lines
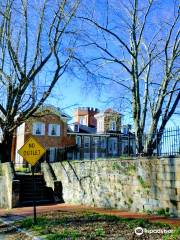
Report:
32,122,45,135
74,124,79,132
48,124,60,136
109,121,116,131
80,116,85,125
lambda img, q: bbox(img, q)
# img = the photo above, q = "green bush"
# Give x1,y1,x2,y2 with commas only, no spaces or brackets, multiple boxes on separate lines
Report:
95,228,105,237
156,208,170,217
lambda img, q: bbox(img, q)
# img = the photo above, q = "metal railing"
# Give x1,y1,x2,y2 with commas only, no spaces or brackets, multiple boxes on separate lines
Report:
156,127,180,156
40,127,180,162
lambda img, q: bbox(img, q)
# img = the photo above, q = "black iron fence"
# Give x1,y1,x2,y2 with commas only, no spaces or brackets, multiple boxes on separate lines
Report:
155,127,180,156
39,127,180,162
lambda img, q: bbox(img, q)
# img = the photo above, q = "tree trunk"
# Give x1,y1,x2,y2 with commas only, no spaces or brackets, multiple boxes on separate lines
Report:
145,137,156,156
0,132,13,163
145,126,166,156
135,128,144,155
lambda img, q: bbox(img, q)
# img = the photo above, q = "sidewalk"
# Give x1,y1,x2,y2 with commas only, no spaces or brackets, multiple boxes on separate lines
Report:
0,203,180,226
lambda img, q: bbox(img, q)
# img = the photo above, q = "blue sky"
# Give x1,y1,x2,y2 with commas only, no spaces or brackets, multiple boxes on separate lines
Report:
47,75,110,117
47,73,179,128
46,0,179,128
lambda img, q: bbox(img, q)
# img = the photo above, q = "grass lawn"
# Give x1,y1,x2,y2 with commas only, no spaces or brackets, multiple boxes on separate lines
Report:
15,211,180,240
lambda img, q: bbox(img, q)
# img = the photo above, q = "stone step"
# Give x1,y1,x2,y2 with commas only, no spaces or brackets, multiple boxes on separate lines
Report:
16,174,55,206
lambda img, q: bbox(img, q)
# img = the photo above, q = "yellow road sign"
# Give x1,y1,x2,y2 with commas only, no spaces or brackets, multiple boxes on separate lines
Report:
18,136,46,166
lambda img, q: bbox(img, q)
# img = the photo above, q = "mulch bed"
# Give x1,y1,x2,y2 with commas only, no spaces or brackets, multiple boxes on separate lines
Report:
13,210,179,240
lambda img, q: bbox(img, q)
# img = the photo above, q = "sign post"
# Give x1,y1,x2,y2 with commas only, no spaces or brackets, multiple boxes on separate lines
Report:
18,136,46,224
32,165,37,224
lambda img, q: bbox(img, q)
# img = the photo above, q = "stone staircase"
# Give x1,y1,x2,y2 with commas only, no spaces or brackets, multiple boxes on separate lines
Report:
16,174,55,206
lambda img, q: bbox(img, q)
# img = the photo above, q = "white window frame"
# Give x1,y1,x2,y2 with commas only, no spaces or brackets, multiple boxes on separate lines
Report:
109,120,116,131
80,116,85,125
32,122,45,136
48,124,60,136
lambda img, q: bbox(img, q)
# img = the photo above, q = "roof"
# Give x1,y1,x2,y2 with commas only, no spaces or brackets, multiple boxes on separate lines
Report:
78,125,96,133
95,108,121,118
38,105,72,121
104,108,121,115
104,108,113,113
70,123,96,134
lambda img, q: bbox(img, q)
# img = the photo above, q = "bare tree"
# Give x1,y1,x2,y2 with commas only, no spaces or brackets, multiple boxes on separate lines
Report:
0,0,80,162
77,0,180,155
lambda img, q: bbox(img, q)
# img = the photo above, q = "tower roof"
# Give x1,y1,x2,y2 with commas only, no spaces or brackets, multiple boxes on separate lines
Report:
104,108,113,113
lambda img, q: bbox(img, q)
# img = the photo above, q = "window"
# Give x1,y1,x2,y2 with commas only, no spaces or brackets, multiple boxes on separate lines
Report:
109,121,116,131
80,116,85,125
123,127,128,134
101,137,106,148
74,124,79,132
84,136,90,148
49,147,57,162
48,124,60,136
93,137,99,147
97,120,103,132
76,136,81,146
32,122,45,135
108,138,118,155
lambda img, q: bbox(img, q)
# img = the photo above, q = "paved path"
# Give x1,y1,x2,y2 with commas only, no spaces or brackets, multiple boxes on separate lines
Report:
0,203,180,226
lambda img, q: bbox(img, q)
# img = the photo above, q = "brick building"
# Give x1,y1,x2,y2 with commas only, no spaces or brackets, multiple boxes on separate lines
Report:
68,107,136,160
73,107,99,128
13,105,135,164
14,105,75,165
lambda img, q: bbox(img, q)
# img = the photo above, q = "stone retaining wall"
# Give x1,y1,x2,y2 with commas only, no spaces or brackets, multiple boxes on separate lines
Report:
48,157,180,217
0,163,20,208
0,174,7,208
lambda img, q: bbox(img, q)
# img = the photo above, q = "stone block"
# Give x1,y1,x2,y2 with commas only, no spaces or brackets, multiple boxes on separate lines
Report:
177,202,180,210
162,199,171,208
175,181,180,188
176,188,180,195
45,158,180,218
157,172,176,181
148,199,160,206
175,172,180,181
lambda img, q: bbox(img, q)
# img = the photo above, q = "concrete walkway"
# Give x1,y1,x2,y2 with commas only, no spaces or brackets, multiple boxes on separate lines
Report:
0,203,180,227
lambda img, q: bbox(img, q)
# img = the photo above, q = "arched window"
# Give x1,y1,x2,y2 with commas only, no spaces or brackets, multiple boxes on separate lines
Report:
109,120,116,131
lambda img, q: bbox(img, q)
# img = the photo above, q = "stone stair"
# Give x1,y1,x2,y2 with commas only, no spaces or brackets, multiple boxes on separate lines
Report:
16,174,54,206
